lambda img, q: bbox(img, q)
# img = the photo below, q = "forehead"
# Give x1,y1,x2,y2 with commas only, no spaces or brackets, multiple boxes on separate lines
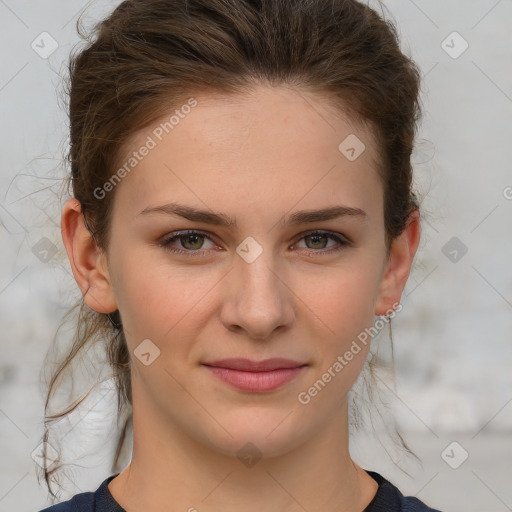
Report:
165,85,379,163
111,85,383,224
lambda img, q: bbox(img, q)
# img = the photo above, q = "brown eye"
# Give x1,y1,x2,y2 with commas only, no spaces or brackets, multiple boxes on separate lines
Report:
160,230,215,255
178,232,205,250
304,232,330,249
294,230,351,254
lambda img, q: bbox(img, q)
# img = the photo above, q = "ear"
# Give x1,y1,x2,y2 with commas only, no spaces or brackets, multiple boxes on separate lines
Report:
61,198,117,314
374,209,421,316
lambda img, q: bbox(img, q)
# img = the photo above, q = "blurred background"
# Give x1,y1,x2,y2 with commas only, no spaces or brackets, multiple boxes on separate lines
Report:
0,1,511,511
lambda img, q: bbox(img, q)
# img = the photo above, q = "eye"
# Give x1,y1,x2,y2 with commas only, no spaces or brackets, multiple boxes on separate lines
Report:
159,229,351,257
159,230,216,256
292,230,351,255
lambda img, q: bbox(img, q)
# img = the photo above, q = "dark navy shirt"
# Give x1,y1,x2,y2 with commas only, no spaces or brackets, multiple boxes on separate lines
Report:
37,470,444,511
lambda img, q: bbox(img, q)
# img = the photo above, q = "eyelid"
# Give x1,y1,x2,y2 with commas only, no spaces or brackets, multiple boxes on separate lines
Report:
159,229,217,250
293,228,351,244
159,228,351,256
290,229,352,253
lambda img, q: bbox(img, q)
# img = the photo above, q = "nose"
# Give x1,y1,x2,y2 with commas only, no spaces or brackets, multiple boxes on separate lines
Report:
219,248,295,340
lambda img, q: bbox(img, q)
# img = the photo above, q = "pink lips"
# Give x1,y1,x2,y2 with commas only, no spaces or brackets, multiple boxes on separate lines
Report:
202,358,307,392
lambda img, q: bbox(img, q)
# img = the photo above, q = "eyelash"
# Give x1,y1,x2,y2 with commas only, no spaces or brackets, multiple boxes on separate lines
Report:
159,229,351,257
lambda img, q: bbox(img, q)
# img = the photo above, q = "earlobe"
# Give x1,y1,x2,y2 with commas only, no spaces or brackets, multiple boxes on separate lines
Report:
61,198,118,314
374,210,421,316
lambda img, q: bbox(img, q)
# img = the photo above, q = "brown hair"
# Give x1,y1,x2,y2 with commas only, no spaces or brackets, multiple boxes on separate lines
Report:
41,0,423,497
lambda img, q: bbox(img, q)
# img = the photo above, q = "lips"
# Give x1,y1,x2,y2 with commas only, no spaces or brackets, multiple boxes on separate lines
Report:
201,358,308,392
202,358,306,372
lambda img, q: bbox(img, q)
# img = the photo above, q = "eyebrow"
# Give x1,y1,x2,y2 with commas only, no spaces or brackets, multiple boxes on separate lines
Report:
137,202,368,229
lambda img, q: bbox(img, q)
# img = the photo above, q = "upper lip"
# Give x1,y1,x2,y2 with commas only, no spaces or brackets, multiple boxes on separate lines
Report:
202,358,307,372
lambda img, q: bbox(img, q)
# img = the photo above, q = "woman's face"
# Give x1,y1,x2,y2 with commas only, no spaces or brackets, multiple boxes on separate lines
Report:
85,85,416,458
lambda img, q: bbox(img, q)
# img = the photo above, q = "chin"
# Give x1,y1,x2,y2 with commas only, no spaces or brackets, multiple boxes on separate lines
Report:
197,409,311,461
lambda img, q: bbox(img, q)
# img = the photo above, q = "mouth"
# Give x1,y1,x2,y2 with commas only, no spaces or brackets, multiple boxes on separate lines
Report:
201,358,308,392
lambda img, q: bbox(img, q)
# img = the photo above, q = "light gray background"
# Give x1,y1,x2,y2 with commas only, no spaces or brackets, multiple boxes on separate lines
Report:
0,1,511,511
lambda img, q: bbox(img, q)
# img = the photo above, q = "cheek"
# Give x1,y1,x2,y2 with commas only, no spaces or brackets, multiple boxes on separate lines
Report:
108,246,168,337
298,258,381,344
299,272,378,397
293,257,382,400
110,247,218,344
110,234,383,357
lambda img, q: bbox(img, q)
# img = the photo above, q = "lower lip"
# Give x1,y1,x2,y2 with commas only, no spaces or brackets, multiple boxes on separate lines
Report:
203,365,307,392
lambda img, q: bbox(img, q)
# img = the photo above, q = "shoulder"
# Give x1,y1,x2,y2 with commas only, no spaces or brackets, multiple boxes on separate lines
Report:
35,474,120,512
365,470,445,512
401,496,444,512
36,492,95,511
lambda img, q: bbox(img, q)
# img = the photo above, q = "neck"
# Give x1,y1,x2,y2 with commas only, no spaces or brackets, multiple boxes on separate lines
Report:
109,384,378,512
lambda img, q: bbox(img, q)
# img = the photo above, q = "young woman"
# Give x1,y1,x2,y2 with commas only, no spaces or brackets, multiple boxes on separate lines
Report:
37,0,445,510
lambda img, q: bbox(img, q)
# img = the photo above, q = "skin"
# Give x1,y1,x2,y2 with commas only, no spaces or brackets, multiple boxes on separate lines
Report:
62,84,420,512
